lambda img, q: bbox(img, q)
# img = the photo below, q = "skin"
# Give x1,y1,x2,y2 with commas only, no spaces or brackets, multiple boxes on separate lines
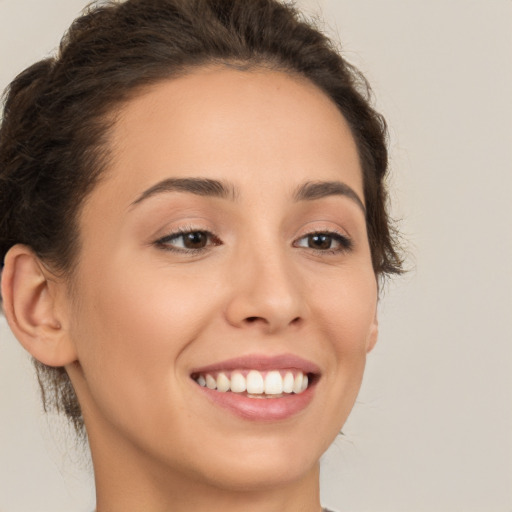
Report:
2,67,378,512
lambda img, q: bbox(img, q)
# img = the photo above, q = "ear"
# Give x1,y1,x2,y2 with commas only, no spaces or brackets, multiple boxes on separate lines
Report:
366,310,379,354
1,244,77,367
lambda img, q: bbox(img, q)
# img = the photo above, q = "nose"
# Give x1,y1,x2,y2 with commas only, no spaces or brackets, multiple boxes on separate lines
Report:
224,248,306,334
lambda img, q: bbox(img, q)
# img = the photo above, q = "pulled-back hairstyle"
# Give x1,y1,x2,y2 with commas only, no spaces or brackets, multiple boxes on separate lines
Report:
0,0,402,435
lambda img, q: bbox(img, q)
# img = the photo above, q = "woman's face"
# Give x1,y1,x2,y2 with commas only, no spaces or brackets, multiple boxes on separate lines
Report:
65,67,378,490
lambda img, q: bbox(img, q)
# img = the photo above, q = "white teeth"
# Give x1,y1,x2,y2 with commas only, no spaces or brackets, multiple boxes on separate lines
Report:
301,374,308,392
230,371,246,393
195,369,311,396
292,372,303,394
246,370,265,394
216,372,230,392
205,374,217,390
283,372,294,393
264,370,283,395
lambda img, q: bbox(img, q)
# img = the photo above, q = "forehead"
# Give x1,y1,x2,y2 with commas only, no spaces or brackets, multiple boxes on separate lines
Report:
93,66,364,210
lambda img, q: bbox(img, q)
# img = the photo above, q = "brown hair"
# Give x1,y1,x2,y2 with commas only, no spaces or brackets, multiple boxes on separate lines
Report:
0,0,402,434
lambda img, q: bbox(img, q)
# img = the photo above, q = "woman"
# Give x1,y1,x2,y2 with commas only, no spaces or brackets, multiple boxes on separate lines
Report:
0,0,402,510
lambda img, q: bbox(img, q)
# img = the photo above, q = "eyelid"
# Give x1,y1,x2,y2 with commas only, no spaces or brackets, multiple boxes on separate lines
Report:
293,228,353,253
152,224,353,255
154,225,221,253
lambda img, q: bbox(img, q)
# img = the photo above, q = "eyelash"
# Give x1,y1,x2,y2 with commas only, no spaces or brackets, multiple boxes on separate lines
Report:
154,227,222,254
154,228,353,255
293,230,353,255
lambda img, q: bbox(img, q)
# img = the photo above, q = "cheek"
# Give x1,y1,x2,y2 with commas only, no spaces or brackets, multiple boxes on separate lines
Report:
295,266,377,450
69,257,220,417
77,252,215,345
317,266,377,347
311,264,377,399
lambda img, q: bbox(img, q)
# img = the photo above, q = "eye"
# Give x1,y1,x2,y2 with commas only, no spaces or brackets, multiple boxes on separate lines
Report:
155,229,221,253
294,231,352,254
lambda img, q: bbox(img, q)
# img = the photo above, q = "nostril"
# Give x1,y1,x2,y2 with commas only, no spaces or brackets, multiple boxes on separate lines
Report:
244,315,302,327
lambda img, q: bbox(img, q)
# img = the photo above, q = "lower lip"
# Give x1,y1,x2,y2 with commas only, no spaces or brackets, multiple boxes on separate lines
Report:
194,381,316,421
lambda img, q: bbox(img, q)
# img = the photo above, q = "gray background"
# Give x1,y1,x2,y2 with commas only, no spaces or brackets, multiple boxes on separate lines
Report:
1,0,511,510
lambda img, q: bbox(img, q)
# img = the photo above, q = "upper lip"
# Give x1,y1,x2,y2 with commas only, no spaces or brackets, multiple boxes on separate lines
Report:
190,353,321,375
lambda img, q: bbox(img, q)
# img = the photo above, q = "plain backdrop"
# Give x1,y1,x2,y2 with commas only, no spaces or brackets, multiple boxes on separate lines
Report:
1,1,511,511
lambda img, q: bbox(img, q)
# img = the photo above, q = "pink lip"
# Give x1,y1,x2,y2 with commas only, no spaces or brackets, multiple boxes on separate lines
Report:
190,353,321,375
190,353,320,422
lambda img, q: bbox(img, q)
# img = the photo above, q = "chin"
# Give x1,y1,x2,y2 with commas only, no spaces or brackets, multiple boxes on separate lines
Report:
175,425,329,492
198,450,320,492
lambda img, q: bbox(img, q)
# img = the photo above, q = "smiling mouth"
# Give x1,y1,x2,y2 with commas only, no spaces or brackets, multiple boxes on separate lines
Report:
191,369,315,398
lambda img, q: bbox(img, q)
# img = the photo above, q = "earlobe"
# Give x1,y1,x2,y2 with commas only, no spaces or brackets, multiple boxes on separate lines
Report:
1,244,77,367
366,313,379,354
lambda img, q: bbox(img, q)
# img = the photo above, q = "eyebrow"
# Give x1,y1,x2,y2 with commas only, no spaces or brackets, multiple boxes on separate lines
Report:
293,180,366,213
129,177,365,213
129,177,237,208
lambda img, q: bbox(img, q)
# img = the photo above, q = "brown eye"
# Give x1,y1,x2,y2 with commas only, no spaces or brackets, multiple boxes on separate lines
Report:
294,231,353,253
156,230,220,252
182,231,208,249
308,234,333,250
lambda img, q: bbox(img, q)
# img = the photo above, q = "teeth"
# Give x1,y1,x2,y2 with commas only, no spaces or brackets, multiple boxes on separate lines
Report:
301,374,308,392
283,372,294,393
264,370,283,395
206,374,217,390
292,372,303,394
195,369,310,396
246,370,264,394
216,372,230,392
230,371,246,393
